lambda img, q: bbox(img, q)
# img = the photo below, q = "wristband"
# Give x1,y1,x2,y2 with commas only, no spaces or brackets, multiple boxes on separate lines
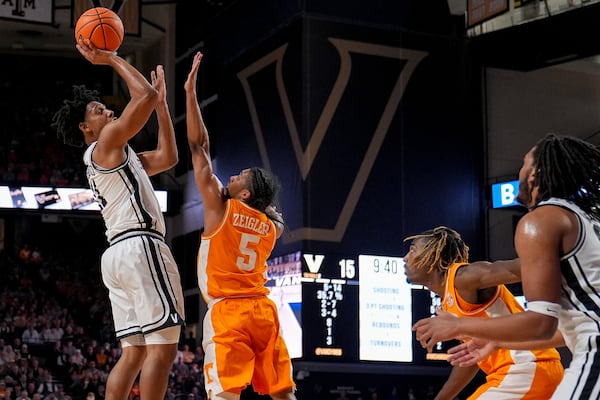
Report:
527,301,560,318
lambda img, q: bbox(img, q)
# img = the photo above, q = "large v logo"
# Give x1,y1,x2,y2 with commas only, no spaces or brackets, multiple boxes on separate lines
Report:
238,39,427,243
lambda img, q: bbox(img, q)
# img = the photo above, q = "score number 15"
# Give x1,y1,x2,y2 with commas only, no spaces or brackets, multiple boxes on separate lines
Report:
339,259,356,279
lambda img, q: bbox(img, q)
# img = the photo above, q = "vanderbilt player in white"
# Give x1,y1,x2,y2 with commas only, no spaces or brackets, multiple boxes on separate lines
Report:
413,133,600,399
52,38,184,400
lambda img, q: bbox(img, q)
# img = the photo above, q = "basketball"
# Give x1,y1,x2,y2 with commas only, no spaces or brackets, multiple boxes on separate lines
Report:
75,7,124,52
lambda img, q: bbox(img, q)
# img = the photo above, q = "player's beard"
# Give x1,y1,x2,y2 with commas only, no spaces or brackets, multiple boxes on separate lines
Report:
516,179,533,209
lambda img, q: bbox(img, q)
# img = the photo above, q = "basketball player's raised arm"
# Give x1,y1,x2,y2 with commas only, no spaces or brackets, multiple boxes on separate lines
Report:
184,52,226,231
138,65,178,176
76,37,157,149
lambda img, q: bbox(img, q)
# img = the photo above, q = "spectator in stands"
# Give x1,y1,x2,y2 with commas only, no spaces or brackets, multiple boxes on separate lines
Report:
62,340,76,358
192,346,204,365
69,349,86,366
40,323,53,343
17,389,32,400
37,372,58,397
53,384,66,400
68,364,85,393
16,384,31,400
187,387,203,400
77,377,98,400
18,244,32,266
27,358,42,383
31,247,42,265
19,344,31,363
26,382,38,398
54,345,70,382
180,344,195,364
96,383,106,400
22,324,41,345
188,363,203,385
94,347,108,368
172,357,189,378
2,345,16,364
0,381,7,399
51,321,64,344
181,332,197,353
0,321,15,343
83,345,95,365
42,392,57,400
12,337,23,353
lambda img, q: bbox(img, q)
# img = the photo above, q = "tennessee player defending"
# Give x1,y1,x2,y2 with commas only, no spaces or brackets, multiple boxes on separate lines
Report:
184,52,297,400
403,227,563,399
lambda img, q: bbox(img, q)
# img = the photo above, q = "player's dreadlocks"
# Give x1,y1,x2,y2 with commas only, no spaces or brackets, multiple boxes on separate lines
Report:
403,226,469,274
247,167,282,224
51,85,101,147
532,133,600,221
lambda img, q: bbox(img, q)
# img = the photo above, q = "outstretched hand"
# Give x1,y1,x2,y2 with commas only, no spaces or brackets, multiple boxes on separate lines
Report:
412,308,462,353
151,65,167,105
447,338,496,367
76,37,115,65
184,52,203,94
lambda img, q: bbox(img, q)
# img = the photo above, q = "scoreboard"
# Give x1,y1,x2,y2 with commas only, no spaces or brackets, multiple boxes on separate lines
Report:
359,255,412,362
266,251,452,366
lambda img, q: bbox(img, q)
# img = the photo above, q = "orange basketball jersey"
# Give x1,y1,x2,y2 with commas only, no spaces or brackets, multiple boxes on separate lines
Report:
197,199,276,302
443,262,561,375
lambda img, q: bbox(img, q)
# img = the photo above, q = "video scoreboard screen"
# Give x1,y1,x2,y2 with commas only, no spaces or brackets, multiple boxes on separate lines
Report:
266,251,451,365
0,185,169,212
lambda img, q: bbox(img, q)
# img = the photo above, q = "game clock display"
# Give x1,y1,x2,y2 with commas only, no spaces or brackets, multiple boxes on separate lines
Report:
266,251,448,365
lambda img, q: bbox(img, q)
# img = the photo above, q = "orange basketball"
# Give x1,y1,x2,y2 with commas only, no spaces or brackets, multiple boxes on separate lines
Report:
75,7,124,52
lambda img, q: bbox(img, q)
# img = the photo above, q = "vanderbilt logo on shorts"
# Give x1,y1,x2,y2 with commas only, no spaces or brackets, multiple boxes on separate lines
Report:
238,39,427,243
170,313,179,323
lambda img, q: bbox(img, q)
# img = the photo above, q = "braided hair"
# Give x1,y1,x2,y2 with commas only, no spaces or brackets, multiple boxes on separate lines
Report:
246,167,282,224
531,133,600,221
403,226,469,274
51,85,101,147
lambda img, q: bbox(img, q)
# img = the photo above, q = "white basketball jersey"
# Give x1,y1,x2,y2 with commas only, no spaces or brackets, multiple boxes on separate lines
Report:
538,198,600,399
84,142,165,242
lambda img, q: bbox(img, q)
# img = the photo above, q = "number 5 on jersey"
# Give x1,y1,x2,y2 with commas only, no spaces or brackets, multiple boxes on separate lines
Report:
237,233,260,271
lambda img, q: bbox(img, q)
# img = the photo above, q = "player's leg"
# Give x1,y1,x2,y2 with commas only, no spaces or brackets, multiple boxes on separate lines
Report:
251,298,297,400
105,339,146,400
101,245,146,400
139,327,180,400
204,300,254,400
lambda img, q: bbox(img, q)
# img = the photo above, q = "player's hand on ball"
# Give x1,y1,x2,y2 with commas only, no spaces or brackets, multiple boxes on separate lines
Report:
76,37,116,65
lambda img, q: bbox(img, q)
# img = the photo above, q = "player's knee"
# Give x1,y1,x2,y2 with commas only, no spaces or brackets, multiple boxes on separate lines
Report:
119,345,147,368
146,343,178,366
144,326,180,364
